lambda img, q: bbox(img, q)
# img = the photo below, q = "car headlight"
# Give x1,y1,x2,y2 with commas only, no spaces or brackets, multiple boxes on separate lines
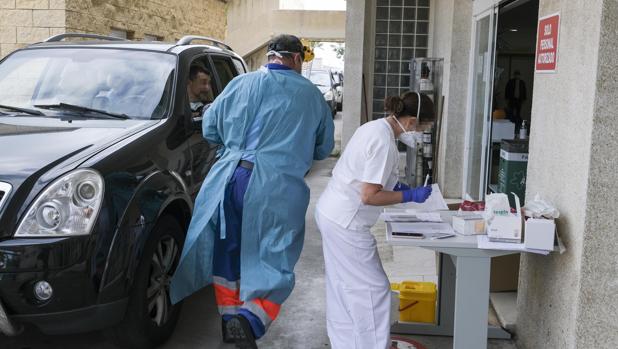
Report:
15,169,104,237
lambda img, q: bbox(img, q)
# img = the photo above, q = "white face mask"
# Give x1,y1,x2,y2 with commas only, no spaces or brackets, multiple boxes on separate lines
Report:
394,117,420,147
190,101,203,111
394,91,423,147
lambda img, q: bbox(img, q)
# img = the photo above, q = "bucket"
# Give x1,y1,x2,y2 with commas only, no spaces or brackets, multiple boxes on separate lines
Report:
391,281,437,323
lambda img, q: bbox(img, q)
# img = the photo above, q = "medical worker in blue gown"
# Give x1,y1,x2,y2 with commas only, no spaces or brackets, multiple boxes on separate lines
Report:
315,92,434,349
170,34,334,349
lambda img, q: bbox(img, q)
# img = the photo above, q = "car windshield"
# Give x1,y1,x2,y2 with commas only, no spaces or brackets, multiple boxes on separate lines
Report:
0,48,176,120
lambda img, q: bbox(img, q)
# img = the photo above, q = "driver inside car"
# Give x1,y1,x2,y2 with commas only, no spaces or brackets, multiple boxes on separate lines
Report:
187,63,213,117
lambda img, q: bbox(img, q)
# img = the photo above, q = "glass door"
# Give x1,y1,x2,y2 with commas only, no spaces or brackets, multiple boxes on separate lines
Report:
463,7,498,200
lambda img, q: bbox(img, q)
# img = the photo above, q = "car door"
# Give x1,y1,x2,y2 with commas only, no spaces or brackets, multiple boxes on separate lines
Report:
187,53,243,197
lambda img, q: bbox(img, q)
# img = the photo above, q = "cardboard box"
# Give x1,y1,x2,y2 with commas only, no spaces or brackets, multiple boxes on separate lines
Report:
490,254,520,292
447,202,462,211
452,215,485,235
524,218,556,250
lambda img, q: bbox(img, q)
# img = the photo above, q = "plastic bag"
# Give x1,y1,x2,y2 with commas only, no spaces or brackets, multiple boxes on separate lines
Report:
459,200,485,211
483,193,512,220
524,194,560,219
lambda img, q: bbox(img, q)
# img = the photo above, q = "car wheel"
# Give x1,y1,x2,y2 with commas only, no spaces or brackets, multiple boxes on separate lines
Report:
107,215,185,349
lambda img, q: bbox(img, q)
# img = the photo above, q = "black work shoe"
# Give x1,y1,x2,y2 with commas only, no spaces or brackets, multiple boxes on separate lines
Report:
222,317,234,343
225,315,258,349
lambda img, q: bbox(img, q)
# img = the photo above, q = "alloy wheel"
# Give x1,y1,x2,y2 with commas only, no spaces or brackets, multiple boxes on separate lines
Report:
146,235,179,327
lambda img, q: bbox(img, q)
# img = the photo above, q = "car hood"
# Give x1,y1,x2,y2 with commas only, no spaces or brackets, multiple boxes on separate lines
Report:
0,117,158,187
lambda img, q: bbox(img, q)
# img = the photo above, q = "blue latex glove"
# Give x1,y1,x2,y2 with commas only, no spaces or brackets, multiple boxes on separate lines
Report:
393,182,411,192
402,186,433,203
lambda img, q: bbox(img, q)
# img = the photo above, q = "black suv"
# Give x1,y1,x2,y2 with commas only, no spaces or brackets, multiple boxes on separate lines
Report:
0,33,246,347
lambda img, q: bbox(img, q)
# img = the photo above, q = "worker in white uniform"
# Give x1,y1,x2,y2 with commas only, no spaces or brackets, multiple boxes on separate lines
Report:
315,91,435,349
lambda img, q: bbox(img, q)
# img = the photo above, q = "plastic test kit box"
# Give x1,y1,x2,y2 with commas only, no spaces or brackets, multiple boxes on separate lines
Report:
487,193,523,243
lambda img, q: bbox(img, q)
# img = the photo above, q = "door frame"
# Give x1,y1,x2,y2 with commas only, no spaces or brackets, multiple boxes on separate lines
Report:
461,5,499,200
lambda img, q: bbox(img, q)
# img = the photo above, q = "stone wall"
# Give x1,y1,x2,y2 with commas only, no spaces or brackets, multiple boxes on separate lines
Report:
0,0,66,57
0,0,227,58
65,0,227,42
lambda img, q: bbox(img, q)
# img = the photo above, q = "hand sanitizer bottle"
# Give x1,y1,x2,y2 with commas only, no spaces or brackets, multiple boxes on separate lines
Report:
519,120,528,140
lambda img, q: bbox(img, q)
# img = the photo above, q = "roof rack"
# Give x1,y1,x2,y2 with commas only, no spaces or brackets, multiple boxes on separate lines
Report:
44,33,128,42
176,36,232,51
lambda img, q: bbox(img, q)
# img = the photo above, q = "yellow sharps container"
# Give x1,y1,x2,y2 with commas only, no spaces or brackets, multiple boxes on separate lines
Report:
391,281,437,323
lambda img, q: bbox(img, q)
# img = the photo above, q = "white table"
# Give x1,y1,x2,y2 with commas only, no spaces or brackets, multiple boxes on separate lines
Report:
386,212,515,349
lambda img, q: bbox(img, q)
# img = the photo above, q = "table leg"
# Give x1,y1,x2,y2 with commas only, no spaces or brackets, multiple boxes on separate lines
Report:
453,256,491,349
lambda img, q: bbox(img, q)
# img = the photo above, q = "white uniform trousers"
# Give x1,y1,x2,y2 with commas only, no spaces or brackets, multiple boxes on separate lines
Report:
315,210,391,349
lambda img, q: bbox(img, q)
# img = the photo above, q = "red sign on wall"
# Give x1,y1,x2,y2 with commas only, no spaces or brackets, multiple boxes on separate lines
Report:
535,13,560,73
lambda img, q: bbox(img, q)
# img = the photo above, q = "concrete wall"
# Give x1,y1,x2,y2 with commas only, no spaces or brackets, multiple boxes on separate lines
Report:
430,0,472,198
226,0,345,61
0,0,66,57
516,0,614,348
0,0,227,58
341,0,374,148
244,44,269,72
574,0,618,347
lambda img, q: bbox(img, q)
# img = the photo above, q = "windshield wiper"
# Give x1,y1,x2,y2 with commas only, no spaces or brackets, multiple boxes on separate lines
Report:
34,103,130,120
0,104,45,116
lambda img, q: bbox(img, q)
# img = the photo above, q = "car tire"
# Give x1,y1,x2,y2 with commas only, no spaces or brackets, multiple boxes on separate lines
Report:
107,215,185,349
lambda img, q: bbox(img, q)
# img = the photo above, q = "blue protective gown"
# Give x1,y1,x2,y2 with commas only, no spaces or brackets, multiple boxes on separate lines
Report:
170,66,335,306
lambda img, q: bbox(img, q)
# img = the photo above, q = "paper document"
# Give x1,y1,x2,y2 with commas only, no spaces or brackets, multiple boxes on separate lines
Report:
390,222,455,237
392,184,448,211
477,235,550,255
382,211,443,223
415,212,443,222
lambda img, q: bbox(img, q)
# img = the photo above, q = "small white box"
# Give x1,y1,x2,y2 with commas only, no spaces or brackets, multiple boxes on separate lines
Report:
524,219,556,251
452,215,485,235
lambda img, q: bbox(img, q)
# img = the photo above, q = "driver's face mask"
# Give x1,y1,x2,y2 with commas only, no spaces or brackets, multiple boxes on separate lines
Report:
190,102,203,111
394,92,423,148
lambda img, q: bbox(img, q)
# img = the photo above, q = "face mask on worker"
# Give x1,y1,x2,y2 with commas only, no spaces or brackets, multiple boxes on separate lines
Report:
394,92,423,148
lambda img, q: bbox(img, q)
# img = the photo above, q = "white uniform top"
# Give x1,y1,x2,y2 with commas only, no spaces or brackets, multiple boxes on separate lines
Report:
317,118,399,230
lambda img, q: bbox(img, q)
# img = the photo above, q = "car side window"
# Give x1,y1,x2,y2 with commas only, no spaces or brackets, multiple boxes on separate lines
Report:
211,55,239,91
